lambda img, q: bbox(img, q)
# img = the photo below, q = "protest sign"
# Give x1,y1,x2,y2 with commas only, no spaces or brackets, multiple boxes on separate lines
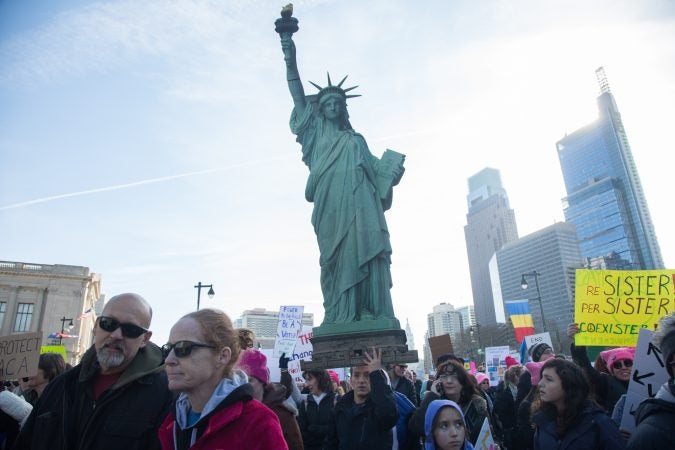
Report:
574,269,674,346
484,345,510,386
620,328,668,432
428,334,453,367
0,332,41,380
274,305,304,357
286,325,313,384
523,332,553,353
41,345,67,361
474,417,496,450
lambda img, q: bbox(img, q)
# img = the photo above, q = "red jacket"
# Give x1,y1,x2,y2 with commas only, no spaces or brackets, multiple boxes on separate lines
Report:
158,394,288,450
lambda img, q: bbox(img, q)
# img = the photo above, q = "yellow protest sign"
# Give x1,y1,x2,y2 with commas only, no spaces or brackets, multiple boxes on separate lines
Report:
574,269,675,346
41,345,67,361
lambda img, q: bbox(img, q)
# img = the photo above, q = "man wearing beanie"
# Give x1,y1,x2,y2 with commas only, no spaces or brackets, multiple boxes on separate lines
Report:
627,312,675,449
529,343,554,363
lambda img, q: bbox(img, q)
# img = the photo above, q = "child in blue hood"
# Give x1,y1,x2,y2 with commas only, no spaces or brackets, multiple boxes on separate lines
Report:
424,400,475,450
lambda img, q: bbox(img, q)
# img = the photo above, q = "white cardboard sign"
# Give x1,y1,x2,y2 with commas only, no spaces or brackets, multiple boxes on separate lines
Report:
484,345,510,386
523,332,553,352
619,327,669,432
474,417,496,450
273,305,304,357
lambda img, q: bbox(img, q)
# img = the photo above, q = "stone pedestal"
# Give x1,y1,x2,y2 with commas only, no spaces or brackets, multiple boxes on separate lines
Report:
300,328,418,370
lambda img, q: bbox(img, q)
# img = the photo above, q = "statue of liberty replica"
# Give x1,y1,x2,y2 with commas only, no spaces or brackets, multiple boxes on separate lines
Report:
276,5,417,367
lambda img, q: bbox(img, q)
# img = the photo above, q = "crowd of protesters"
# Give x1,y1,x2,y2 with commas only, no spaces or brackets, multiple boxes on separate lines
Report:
0,293,672,450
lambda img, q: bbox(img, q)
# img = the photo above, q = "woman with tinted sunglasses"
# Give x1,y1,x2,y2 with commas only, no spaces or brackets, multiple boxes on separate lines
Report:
567,323,635,414
158,309,287,450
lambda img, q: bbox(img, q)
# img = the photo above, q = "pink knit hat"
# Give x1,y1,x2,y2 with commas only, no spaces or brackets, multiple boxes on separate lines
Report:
601,347,635,374
475,372,489,385
238,349,270,384
505,356,520,368
525,361,545,385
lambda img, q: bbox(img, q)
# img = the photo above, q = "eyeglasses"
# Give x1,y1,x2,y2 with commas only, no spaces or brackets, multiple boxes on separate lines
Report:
161,340,216,358
611,359,633,370
97,316,148,338
22,377,29,383
438,372,458,381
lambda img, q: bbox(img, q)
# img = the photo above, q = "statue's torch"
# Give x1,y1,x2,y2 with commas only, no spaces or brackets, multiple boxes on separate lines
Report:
275,4,299,65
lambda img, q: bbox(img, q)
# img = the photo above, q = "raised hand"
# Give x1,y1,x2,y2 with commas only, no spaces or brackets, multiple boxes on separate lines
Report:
363,347,384,373
567,323,580,338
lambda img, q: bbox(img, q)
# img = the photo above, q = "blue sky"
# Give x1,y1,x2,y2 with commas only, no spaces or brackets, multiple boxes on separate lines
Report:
1,0,674,350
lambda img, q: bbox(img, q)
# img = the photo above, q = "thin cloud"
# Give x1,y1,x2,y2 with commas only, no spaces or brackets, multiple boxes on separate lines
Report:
0,154,295,211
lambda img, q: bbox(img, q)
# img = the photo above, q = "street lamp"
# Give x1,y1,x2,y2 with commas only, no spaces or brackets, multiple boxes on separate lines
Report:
469,324,483,349
194,282,215,310
521,271,547,332
60,316,74,345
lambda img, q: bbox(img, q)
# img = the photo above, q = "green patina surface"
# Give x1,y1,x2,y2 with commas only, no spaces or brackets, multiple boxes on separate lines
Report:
277,7,404,336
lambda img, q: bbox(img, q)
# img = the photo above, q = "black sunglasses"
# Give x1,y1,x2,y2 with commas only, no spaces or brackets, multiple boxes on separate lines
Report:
22,377,29,383
161,340,216,359
612,359,633,370
97,316,148,338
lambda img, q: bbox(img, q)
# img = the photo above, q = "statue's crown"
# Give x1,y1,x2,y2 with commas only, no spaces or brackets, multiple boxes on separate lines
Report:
310,73,360,104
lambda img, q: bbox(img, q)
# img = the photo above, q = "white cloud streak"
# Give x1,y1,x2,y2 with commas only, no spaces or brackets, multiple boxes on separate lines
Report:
0,153,295,211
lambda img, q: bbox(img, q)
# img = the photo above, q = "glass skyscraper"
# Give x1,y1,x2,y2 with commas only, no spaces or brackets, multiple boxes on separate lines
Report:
556,68,663,269
464,168,518,325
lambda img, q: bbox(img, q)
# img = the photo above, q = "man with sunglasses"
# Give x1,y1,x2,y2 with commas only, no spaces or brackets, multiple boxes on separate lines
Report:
14,293,173,450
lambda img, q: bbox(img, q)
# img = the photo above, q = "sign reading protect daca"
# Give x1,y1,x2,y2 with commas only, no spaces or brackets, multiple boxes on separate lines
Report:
574,269,675,346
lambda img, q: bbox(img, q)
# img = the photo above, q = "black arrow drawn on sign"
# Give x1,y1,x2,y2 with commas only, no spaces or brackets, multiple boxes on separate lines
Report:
648,383,655,398
647,342,664,367
632,369,654,385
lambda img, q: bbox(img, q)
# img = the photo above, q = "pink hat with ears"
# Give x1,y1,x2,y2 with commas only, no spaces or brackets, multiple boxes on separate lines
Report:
601,347,635,374
475,372,489,385
525,361,546,385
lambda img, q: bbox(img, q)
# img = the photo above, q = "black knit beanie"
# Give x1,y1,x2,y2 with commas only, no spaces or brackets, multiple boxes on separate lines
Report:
530,343,553,362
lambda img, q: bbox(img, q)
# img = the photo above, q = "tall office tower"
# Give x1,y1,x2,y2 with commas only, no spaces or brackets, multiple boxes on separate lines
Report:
455,305,475,334
490,222,584,350
464,168,519,326
427,302,461,338
556,68,663,269
405,319,416,350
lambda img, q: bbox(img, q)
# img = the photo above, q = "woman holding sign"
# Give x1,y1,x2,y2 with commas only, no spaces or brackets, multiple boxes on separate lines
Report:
532,358,625,450
567,323,635,413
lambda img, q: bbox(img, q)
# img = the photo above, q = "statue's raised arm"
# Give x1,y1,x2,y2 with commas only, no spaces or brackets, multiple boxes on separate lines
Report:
276,5,306,112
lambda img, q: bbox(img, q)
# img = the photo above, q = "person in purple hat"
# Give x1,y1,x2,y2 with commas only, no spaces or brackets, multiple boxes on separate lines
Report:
424,399,474,450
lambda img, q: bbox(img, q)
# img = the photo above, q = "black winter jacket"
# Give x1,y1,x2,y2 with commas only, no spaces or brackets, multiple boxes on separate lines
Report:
13,343,173,450
570,343,628,413
532,402,625,450
626,383,675,450
393,376,418,406
325,370,398,450
493,383,518,449
298,391,337,450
